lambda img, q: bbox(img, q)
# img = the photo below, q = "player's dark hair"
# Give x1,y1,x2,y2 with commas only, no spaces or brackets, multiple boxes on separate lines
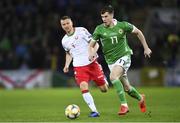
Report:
100,5,114,14
60,16,71,20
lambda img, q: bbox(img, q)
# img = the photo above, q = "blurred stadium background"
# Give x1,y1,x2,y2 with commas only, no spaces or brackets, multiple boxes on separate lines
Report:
0,0,179,89
0,0,180,122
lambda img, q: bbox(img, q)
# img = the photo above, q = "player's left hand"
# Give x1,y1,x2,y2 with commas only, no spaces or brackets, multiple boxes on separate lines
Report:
144,48,152,58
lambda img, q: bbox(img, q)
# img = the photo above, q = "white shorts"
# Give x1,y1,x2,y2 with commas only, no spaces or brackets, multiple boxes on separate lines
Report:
108,55,131,75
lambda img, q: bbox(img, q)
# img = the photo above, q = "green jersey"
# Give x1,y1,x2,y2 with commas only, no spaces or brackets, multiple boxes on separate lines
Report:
93,20,133,64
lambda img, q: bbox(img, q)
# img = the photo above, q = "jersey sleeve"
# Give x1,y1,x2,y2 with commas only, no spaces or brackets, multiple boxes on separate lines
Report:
62,41,69,52
82,27,92,43
123,21,134,33
92,26,100,42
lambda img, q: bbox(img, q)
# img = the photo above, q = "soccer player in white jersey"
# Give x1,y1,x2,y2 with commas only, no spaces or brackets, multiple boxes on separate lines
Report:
60,16,108,117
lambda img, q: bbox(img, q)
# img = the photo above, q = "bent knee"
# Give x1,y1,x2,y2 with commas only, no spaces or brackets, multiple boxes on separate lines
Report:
79,82,88,90
110,76,119,81
124,85,131,92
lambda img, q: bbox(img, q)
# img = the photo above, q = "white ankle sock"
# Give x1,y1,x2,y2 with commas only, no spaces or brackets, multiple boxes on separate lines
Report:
121,103,128,107
82,92,98,112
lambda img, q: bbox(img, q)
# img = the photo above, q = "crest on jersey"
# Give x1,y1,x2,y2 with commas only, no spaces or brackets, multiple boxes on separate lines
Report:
119,29,123,34
75,36,78,40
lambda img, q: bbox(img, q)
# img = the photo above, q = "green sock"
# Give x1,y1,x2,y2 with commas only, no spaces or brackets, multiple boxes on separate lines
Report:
127,86,142,101
112,79,127,104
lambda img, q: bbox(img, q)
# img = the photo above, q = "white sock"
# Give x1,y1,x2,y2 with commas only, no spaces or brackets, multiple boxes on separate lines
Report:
121,103,128,107
82,92,98,112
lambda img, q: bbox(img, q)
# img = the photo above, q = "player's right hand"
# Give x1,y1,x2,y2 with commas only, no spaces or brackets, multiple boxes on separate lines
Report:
144,47,152,58
63,66,69,73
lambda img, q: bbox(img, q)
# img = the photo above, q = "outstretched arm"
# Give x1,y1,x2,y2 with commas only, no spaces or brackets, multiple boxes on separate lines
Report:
63,52,72,73
132,26,152,58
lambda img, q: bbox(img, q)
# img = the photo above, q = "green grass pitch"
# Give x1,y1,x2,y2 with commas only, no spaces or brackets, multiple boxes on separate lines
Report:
0,87,180,122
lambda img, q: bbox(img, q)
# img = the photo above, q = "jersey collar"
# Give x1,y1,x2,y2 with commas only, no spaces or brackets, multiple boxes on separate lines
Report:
113,19,117,26
67,28,75,37
104,19,117,28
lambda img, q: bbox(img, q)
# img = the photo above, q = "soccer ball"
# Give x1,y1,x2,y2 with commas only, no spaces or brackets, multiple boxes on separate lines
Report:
65,104,80,119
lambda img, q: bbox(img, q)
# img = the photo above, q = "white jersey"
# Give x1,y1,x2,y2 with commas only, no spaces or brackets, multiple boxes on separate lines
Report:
62,27,96,67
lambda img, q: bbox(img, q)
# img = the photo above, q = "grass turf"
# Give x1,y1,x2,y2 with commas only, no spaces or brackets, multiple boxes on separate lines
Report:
0,87,180,122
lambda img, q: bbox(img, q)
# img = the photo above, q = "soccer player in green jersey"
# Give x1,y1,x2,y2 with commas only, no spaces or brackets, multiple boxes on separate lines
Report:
88,5,152,115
